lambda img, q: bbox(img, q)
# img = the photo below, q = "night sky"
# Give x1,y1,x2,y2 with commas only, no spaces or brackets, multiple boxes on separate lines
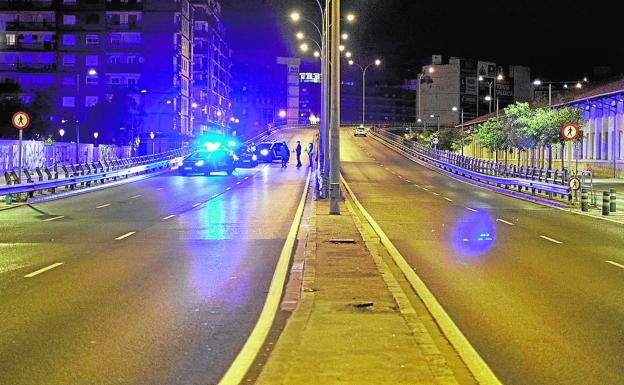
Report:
222,0,624,83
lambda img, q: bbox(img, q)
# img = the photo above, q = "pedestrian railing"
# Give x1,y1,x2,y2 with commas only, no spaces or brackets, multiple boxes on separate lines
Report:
369,127,577,201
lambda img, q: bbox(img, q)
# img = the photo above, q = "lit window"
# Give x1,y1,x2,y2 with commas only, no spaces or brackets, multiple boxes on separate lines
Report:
63,15,76,25
62,54,75,66
6,34,16,46
62,96,75,107
85,76,98,85
62,34,76,46
86,34,99,45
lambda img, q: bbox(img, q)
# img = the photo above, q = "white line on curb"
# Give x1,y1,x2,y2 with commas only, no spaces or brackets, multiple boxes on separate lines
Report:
43,216,65,222
540,235,562,244
24,262,64,278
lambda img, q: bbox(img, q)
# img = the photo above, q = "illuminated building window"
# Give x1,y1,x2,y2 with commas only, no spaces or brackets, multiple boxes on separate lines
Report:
62,96,75,107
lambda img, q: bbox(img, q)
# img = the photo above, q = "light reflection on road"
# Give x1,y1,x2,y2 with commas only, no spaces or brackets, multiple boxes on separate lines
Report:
450,211,496,260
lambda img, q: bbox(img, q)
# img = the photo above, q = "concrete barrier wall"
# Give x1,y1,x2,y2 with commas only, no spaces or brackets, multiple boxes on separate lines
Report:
0,140,132,172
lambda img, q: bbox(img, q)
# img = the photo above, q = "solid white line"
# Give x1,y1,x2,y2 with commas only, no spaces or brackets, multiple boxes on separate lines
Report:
219,169,311,385
606,260,624,270
162,214,175,220
192,203,201,208
540,235,562,244
96,204,111,209
43,215,64,222
340,175,502,385
465,207,478,212
24,262,64,278
444,197,453,202
115,231,136,241
496,218,515,226
129,194,142,199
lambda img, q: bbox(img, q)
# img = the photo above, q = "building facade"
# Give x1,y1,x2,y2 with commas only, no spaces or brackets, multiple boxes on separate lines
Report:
417,55,532,128
0,0,231,145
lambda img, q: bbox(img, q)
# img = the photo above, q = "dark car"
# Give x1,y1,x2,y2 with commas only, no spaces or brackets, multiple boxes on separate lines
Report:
180,149,237,176
256,141,286,163
234,145,259,168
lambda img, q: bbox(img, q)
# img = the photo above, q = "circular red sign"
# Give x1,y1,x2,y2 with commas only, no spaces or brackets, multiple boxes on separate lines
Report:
12,111,30,130
562,123,579,141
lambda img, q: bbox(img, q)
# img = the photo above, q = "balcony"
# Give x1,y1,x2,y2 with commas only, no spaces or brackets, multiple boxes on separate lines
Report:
0,62,57,72
5,21,56,31
0,41,57,51
105,0,142,10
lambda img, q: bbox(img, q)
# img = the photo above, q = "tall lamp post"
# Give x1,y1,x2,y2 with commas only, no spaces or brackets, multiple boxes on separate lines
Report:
348,58,381,126
417,66,435,122
452,106,464,156
479,73,503,114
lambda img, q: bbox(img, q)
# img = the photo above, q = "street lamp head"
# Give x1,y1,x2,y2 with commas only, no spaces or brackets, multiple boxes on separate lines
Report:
429,114,435,118
497,74,504,81
166,100,172,104
374,59,381,66
290,12,300,22
576,82,583,89
191,102,198,108
485,96,492,101
296,32,304,40
140,89,147,93
348,60,354,66
417,118,422,123
345,51,352,58
87,68,97,76
61,119,67,124
479,75,484,81
339,45,345,52
346,13,355,22
341,33,349,40
93,131,99,139
428,66,435,73
533,79,542,86
235,119,240,123
563,83,569,89
278,109,287,118
583,77,589,83
150,131,155,140
313,51,320,58
59,128,65,137
300,43,309,52
452,106,458,112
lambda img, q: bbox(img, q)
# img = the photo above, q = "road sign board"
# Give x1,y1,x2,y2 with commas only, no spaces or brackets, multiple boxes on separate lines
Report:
562,123,579,141
432,137,439,145
12,111,30,130
569,177,581,191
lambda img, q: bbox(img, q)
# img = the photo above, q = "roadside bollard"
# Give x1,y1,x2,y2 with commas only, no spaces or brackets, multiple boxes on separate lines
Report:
610,188,617,212
581,189,589,212
5,194,11,205
602,191,610,216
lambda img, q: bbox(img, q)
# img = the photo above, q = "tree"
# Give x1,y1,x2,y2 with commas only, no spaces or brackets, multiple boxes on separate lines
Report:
26,89,55,139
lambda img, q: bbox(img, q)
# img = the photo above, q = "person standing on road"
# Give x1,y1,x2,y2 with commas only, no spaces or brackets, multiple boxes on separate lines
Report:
295,141,302,168
306,142,314,168
279,142,290,168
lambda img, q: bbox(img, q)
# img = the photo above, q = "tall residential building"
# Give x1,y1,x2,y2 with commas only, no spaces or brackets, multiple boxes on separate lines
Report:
0,0,231,144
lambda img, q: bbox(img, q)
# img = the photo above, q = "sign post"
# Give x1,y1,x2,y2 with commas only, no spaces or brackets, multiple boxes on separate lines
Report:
561,123,579,178
432,137,439,152
12,111,30,184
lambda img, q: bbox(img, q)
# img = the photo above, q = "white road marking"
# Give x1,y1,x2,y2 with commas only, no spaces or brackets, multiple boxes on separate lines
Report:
24,262,64,278
162,214,175,220
422,187,429,191
156,188,164,191
96,204,111,209
606,260,624,270
444,197,453,202
43,216,65,222
225,187,232,191
431,192,440,196
405,180,412,183
540,235,562,244
129,194,142,199
236,181,242,185
211,194,219,198
244,177,249,180
192,203,201,208
465,207,478,212
496,218,515,226
115,231,136,241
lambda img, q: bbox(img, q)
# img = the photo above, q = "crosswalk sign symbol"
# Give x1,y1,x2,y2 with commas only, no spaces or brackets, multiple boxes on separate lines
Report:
561,124,579,141
12,111,30,130
569,177,581,191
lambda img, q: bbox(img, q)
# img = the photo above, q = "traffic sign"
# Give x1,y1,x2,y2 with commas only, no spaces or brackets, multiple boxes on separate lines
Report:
12,111,30,130
432,137,439,145
562,123,579,141
569,177,581,191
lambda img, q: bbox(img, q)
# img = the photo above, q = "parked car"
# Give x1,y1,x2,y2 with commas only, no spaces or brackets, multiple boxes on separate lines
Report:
234,145,259,168
354,127,367,137
256,141,288,163
180,149,237,175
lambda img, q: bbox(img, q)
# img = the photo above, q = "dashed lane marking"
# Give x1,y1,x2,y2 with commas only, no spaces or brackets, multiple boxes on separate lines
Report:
162,214,176,220
115,232,136,241
156,188,165,191
236,182,242,185
24,262,64,278
192,203,201,208
43,216,65,222
129,194,142,199
496,218,515,226
444,197,453,202
540,235,562,244
96,204,111,209
606,260,624,270
465,207,478,212
225,187,232,191
431,192,440,196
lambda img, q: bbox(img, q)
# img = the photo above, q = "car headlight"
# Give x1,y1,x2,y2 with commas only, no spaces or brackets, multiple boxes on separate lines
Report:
194,160,205,166
252,155,258,161
260,149,269,156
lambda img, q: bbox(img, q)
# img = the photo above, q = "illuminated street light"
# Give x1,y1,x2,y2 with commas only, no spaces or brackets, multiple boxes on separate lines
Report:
313,51,320,58
140,89,147,94
533,79,542,86
345,51,352,58
341,33,349,40
349,58,383,126
485,95,492,102
296,32,304,40
375,59,381,66
497,73,504,81
348,59,354,65
87,68,97,76
59,128,65,138
428,66,435,73
576,82,583,89
452,106,458,112
479,75,484,81
339,44,345,52
290,12,300,22
278,109,287,118
93,131,99,139
191,102,198,108
346,13,355,22
300,43,309,52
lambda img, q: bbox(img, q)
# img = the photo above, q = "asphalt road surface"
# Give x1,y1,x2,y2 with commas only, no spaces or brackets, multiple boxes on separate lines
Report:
342,129,624,385
0,128,315,385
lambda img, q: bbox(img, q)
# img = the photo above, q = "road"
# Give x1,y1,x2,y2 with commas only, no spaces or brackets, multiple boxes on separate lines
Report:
341,129,624,385
0,128,315,385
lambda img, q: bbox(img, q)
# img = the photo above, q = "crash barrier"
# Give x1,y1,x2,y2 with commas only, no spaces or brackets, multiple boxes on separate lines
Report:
369,127,575,201
1,147,190,203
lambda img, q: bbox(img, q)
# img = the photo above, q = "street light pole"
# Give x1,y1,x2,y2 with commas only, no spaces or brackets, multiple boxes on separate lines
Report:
349,59,381,127
329,0,340,214
75,73,80,164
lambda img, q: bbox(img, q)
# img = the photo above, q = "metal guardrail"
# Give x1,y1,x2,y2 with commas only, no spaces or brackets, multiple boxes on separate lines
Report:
1,147,190,201
370,128,574,199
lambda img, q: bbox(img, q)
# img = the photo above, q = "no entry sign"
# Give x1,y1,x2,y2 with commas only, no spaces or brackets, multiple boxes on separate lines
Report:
12,111,30,130
562,124,579,141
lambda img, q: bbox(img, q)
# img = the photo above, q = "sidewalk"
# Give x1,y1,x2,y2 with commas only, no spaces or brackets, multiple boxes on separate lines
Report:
255,198,475,385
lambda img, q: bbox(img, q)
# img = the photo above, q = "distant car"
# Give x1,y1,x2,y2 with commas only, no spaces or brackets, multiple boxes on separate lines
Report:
234,145,259,168
354,127,367,137
180,149,237,176
256,141,288,163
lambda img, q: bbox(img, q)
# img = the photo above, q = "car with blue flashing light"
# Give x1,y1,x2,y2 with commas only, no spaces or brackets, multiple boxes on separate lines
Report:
256,141,287,163
180,149,237,176
234,145,259,168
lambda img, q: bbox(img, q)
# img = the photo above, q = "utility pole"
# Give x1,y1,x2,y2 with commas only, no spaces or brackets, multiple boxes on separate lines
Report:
329,0,340,214
322,0,330,198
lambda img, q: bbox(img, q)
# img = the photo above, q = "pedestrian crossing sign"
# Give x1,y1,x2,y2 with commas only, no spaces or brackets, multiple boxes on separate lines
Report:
12,111,30,130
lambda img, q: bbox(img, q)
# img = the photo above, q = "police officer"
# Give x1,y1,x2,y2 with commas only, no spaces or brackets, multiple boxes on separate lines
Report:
295,141,302,168
306,142,314,168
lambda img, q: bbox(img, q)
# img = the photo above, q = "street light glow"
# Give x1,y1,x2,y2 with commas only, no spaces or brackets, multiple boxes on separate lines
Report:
345,51,352,58
428,66,435,73
485,96,492,101
452,106,458,112
576,82,583,89
497,74,504,81
290,12,300,21
348,60,354,65
429,114,435,118
278,109,287,118
374,59,381,66
93,132,99,139
346,13,355,22
479,75,484,81
339,45,345,52
87,68,97,76
533,79,542,86
300,43,309,52
191,102,198,108
59,128,65,137
417,118,422,123
341,33,349,40
313,51,320,58
296,32,304,40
